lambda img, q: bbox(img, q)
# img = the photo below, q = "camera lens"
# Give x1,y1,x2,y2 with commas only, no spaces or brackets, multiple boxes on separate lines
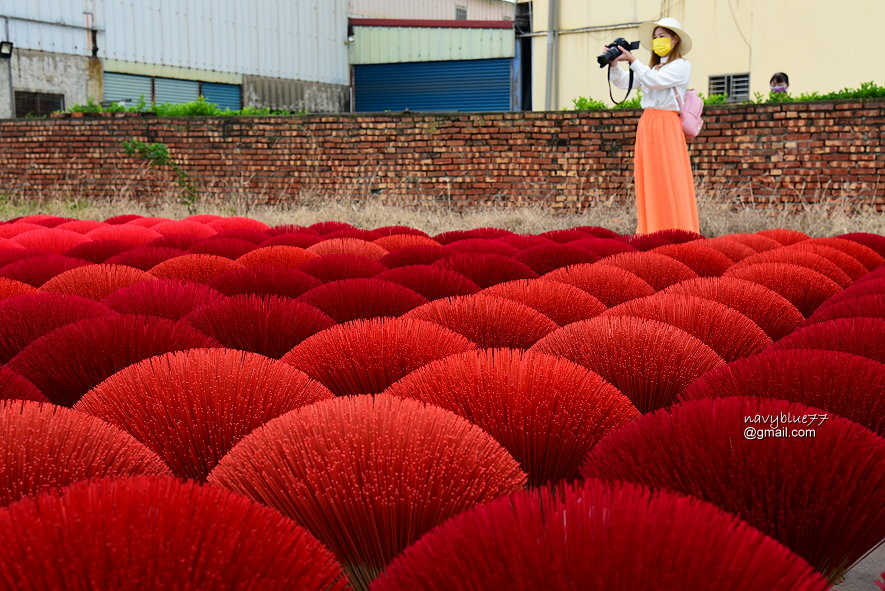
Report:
597,46,618,68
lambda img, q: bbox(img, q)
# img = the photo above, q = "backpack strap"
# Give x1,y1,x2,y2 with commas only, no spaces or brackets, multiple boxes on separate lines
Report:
672,87,684,112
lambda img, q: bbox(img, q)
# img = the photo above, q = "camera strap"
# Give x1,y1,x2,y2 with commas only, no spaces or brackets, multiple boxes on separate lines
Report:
607,66,634,105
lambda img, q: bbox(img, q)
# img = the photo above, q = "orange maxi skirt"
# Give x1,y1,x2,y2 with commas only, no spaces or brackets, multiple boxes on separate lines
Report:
633,109,699,235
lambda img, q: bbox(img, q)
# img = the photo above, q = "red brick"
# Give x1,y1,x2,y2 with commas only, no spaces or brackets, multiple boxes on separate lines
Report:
2,101,882,207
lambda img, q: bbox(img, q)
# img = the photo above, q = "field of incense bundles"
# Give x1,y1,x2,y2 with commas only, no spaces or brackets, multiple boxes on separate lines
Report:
0,198,883,590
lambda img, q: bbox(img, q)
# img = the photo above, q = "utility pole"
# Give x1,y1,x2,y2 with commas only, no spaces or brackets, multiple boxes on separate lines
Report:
544,0,558,110
2,17,12,118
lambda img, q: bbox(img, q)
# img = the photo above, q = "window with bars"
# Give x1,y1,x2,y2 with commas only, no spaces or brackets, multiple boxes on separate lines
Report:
708,74,750,102
455,6,467,20
15,91,65,117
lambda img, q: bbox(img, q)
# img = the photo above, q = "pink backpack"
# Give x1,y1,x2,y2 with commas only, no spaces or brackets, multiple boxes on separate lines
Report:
674,88,703,139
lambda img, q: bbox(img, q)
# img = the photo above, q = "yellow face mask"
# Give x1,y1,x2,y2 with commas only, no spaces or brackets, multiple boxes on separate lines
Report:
652,37,673,57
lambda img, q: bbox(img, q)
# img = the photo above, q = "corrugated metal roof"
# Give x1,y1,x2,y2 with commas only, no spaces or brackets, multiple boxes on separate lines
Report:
1,0,99,56
2,0,350,85
350,25,514,65
99,0,349,84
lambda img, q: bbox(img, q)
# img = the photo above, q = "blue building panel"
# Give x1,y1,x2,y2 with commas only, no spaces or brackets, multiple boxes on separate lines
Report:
104,73,242,109
202,82,242,111
354,58,512,112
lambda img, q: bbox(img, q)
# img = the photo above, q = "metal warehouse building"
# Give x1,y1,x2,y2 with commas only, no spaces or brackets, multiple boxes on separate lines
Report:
0,0,350,118
0,0,522,117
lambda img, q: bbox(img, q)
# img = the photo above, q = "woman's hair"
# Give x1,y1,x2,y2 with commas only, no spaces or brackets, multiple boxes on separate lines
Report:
649,27,684,68
770,72,789,86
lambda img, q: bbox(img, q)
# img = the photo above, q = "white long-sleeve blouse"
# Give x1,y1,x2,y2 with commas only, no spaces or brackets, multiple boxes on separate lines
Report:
607,57,691,111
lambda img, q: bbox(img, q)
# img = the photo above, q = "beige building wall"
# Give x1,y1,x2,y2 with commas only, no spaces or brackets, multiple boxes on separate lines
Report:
527,0,883,110
350,0,515,20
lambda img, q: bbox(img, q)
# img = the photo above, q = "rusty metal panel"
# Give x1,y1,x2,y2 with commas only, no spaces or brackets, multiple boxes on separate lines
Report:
243,75,349,112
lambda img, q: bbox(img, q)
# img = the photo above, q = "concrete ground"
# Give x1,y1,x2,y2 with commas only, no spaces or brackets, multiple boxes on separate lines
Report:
835,543,884,590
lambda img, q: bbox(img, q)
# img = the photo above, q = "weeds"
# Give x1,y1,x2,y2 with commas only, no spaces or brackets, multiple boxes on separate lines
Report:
121,139,200,214
0,184,881,238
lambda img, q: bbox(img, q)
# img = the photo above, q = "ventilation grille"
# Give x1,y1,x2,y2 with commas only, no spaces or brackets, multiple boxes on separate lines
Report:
708,74,750,102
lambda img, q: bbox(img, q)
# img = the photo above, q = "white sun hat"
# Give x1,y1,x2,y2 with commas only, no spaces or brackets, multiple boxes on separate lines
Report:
639,17,692,55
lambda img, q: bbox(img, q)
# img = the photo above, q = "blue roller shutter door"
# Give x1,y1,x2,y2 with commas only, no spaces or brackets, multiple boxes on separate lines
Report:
354,58,512,112
202,82,242,111
104,73,241,109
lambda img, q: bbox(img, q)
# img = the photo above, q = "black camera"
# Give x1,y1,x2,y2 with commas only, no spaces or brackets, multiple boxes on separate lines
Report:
597,37,640,68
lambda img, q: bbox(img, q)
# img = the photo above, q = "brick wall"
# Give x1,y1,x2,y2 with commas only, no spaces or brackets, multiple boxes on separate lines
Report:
1,99,882,209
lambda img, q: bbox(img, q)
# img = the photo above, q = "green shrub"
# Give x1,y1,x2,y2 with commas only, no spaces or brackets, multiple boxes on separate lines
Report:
67,95,306,117
702,93,730,105
573,80,884,110
70,98,105,113
572,94,642,110
571,96,609,110
612,95,642,110
753,81,885,104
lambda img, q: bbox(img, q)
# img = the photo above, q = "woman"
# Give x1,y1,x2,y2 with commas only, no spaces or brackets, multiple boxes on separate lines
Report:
770,72,790,93
607,17,699,235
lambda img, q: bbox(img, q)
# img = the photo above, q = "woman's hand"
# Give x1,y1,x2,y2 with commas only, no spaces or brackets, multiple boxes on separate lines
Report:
602,46,622,65
603,45,634,65
615,45,635,64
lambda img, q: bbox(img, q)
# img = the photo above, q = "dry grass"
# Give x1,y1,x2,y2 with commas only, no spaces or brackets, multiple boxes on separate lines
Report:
0,186,881,237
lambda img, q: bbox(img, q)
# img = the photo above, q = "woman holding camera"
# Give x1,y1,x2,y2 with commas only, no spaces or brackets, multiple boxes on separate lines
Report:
607,17,699,235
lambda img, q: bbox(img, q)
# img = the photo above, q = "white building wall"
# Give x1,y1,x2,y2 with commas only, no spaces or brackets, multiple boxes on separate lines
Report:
529,0,883,110
0,49,96,118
